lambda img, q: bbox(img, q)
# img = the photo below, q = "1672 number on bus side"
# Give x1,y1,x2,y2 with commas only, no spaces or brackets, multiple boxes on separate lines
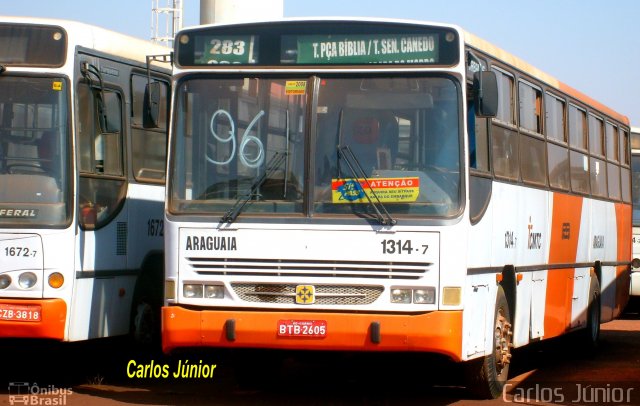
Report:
381,239,428,255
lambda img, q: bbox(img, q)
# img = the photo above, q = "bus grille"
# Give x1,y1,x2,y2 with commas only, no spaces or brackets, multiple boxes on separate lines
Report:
231,283,384,305
187,258,430,280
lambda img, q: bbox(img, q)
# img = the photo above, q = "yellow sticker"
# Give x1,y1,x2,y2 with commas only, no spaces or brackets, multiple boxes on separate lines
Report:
285,81,306,95
331,177,420,203
52,81,62,91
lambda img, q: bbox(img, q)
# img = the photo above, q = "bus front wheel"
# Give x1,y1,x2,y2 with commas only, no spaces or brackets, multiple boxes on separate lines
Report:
464,285,513,399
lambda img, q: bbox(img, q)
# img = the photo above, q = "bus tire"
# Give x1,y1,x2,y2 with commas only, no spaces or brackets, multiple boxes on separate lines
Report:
130,255,163,349
464,285,513,399
576,274,601,353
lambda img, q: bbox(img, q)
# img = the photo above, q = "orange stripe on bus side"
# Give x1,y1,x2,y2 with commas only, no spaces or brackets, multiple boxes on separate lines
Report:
545,193,583,339
614,203,632,317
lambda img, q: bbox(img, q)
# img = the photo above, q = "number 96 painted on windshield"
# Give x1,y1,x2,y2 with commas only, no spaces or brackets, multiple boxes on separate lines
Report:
380,239,428,255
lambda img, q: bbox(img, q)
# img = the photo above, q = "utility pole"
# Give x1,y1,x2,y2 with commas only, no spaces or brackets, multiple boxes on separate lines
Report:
200,0,284,25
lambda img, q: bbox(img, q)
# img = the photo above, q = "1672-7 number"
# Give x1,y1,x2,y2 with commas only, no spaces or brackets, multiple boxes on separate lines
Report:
380,239,428,255
4,247,36,257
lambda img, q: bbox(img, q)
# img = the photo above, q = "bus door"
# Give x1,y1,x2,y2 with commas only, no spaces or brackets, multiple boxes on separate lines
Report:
73,70,130,338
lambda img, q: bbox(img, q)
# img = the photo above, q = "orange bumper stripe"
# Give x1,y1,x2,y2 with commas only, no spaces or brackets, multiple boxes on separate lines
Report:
0,299,66,340
162,306,462,361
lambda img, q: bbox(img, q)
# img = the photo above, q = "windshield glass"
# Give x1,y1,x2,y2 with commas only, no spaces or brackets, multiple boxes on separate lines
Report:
170,75,461,219
170,77,307,216
0,76,70,227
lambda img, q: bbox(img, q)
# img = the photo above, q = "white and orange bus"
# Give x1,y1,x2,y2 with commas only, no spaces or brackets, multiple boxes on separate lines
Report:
162,18,632,398
0,17,170,343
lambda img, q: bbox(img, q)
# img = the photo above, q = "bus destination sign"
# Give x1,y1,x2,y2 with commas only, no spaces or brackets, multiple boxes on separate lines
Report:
288,34,440,65
194,35,258,65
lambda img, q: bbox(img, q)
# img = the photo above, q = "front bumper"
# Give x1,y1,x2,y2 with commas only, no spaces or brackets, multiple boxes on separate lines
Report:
0,298,66,340
162,306,462,361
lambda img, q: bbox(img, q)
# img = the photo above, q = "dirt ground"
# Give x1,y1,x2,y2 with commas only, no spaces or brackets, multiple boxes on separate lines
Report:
2,300,639,405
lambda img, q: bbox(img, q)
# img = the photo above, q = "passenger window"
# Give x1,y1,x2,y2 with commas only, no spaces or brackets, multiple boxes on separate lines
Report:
589,157,607,197
606,122,619,162
518,81,542,134
492,68,515,126
621,129,630,166
492,126,519,180
545,93,566,143
547,143,569,190
570,151,590,194
588,114,604,156
520,135,546,185
607,162,621,200
568,105,587,150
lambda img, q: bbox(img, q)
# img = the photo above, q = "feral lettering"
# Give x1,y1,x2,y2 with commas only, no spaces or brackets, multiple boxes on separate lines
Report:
0,208,38,218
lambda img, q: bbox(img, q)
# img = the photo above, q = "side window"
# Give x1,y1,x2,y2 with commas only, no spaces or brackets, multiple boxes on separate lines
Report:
546,93,568,190
491,67,518,180
568,104,587,150
518,80,545,185
588,114,605,157
605,122,619,162
131,74,169,183
77,83,126,230
545,93,566,143
568,104,589,194
492,67,516,126
588,114,607,197
518,81,542,134
605,122,621,201
621,129,630,166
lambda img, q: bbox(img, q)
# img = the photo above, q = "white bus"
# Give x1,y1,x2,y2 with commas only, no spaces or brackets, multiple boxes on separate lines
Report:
631,127,640,296
0,17,170,343
162,18,632,398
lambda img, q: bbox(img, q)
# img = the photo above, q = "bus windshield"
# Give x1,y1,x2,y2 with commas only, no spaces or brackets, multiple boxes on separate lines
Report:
0,76,70,227
169,75,461,219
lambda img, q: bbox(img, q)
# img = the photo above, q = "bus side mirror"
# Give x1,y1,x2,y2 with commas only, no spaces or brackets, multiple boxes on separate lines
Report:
143,81,161,128
473,71,498,118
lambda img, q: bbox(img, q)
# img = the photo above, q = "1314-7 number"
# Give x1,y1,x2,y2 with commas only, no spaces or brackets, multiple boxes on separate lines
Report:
381,239,428,255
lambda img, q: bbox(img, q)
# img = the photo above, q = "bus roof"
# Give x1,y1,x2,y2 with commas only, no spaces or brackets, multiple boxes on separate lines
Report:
463,29,629,126
0,15,170,65
175,17,628,127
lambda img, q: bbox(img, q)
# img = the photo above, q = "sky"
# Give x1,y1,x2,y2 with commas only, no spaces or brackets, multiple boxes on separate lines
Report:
2,0,639,126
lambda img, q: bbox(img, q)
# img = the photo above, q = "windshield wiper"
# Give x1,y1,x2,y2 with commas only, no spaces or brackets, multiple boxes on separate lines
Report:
336,145,396,226
220,151,287,224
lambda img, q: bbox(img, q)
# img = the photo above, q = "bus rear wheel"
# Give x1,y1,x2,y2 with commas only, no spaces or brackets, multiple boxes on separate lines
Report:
575,274,600,353
465,286,513,399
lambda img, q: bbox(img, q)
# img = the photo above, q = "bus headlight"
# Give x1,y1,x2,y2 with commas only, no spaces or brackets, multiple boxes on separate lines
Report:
413,287,436,304
0,274,11,289
183,284,203,298
205,285,224,299
18,272,37,289
48,272,64,289
391,288,412,303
